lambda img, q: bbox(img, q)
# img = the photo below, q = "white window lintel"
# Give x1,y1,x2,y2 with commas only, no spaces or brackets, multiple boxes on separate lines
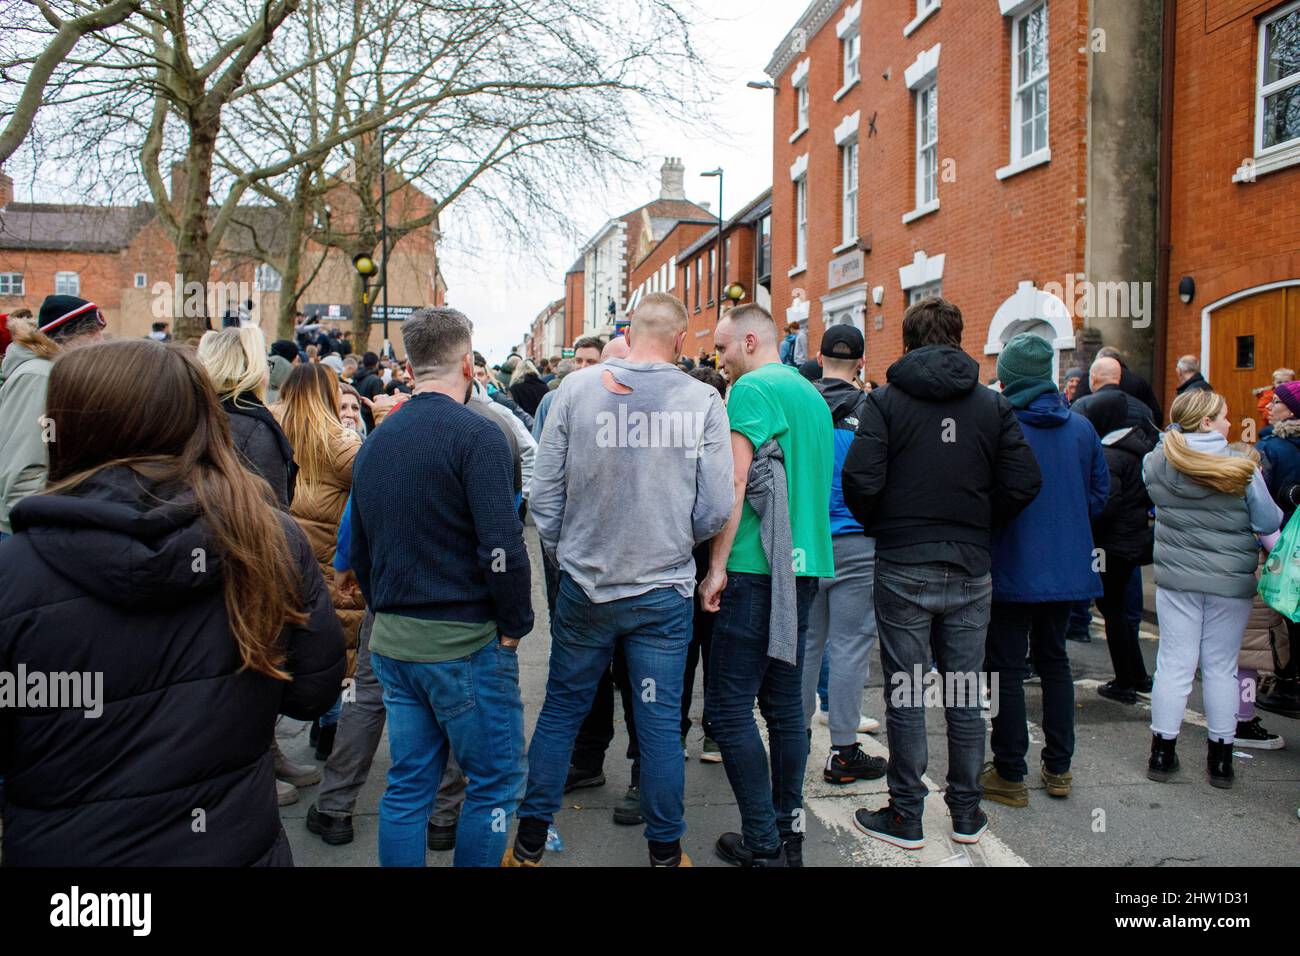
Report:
899,250,946,290
791,58,810,88
836,1,862,38
904,43,941,90
999,0,1042,17
834,111,861,146
789,153,809,181
904,0,941,37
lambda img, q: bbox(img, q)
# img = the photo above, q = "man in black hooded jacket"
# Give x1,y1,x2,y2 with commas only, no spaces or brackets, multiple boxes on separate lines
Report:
841,297,1042,852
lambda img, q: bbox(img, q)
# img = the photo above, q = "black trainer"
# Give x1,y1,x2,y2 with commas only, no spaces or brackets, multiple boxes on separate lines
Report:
305,803,354,846
853,805,924,850
1147,733,1179,782
1234,716,1284,750
563,765,606,794
824,744,887,784
427,821,456,851
950,807,988,845
714,831,788,867
1097,680,1138,705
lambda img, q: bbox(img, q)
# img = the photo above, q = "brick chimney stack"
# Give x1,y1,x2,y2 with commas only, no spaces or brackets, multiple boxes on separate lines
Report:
0,166,13,211
659,156,686,201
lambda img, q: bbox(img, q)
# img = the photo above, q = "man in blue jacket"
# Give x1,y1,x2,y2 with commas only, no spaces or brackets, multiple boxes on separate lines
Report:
983,333,1109,808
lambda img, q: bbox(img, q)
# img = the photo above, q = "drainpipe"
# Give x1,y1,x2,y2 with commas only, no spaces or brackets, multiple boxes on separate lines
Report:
1154,0,1176,406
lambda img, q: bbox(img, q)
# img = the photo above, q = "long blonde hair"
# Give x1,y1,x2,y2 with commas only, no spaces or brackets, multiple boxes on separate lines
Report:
1162,390,1255,496
278,362,344,484
198,326,268,404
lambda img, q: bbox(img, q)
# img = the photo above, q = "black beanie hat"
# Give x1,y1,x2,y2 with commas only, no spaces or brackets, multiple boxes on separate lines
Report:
1078,387,1129,438
270,339,299,363
38,295,103,339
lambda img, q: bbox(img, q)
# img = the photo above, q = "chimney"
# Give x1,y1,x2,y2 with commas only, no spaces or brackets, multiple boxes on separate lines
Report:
659,156,686,201
0,166,12,211
170,162,188,204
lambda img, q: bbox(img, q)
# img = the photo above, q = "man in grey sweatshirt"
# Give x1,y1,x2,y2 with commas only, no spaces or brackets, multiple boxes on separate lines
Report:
507,292,734,868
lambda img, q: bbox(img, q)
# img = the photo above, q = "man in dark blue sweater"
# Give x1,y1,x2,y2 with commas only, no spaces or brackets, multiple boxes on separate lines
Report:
350,306,533,868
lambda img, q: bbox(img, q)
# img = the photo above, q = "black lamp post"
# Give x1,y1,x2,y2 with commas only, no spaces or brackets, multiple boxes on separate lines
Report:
701,168,723,325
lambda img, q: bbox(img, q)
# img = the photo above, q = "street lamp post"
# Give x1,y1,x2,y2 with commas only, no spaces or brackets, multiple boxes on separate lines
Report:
701,168,723,326
378,126,400,359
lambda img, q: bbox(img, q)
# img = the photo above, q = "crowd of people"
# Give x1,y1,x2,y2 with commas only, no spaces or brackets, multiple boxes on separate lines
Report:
0,289,1295,867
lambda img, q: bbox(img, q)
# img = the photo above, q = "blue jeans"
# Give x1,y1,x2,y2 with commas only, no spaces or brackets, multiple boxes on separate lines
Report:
371,641,525,867
873,560,992,823
518,573,692,843
705,572,818,854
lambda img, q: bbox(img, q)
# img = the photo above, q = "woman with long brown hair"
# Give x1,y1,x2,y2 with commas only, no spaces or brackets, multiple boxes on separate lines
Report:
0,339,345,865
273,363,365,758
1142,389,1281,790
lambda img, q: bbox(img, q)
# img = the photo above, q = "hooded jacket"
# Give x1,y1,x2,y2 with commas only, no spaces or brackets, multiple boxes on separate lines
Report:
814,377,869,536
223,394,296,511
1091,427,1157,563
842,346,1042,555
0,467,346,865
1257,418,1300,518
989,391,1108,602
0,331,57,536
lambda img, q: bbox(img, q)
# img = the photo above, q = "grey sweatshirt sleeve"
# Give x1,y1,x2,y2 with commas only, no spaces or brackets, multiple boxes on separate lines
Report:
1246,467,1283,535
529,387,569,559
692,393,735,543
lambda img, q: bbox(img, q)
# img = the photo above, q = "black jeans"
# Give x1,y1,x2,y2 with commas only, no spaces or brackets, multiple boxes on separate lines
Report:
681,594,716,737
1097,558,1149,689
986,600,1075,781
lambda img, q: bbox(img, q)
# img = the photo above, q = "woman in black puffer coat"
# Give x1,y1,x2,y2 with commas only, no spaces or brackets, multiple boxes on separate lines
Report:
1077,388,1156,701
0,339,345,866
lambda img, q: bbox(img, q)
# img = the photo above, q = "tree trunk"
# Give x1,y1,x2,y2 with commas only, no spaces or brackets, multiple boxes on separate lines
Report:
172,113,220,342
276,173,311,340
351,270,371,353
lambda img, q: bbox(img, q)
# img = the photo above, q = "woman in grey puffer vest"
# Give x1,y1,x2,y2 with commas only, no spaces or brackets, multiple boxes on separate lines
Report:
1143,390,1281,789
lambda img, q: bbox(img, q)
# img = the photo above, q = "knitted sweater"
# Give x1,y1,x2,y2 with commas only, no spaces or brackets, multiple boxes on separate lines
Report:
350,391,534,641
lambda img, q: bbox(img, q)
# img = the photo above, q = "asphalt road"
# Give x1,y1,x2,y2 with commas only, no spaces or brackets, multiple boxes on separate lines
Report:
282,529,1300,867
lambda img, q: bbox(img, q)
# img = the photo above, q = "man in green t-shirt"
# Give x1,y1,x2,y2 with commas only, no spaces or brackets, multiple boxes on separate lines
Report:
699,303,834,867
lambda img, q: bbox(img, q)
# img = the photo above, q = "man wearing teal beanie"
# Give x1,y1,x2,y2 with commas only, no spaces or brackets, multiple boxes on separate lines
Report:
983,331,1110,809
997,332,1058,409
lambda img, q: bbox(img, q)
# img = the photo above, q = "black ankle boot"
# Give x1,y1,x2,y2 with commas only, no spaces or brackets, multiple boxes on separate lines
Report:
1207,739,1234,789
309,718,320,747
314,722,337,761
1147,734,1179,781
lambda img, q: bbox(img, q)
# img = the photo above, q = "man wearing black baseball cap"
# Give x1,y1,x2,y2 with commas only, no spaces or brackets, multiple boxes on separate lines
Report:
0,295,107,537
803,323,888,787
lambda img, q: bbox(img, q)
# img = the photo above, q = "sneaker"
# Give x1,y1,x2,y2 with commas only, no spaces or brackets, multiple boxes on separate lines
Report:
980,763,1029,808
273,744,322,788
823,744,887,784
649,847,692,867
1234,716,1284,750
951,807,988,845
1255,677,1300,719
1135,677,1153,703
857,714,881,734
714,831,788,867
305,803,353,845
563,765,606,794
1097,680,1139,705
700,737,723,763
853,804,924,850
427,821,456,851
816,710,830,726
1040,764,1073,798
613,785,643,826
276,778,299,807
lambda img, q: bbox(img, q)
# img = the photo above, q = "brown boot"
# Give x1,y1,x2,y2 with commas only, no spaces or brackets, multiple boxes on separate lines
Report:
980,762,1029,807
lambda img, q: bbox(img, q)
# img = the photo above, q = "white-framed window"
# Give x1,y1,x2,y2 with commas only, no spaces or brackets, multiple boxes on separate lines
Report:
54,271,79,296
695,259,702,309
683,260,691,305
255,262,282,292
0,273,23,296
797,84,810,131
668,255,677,290
1258,1,1300,155
1012,1,1049,163
908,280,943,305
843,32,860,88
708,248,716,302
915,82,938,208
795,176,809,270
841,140,859,245
134,272,147,289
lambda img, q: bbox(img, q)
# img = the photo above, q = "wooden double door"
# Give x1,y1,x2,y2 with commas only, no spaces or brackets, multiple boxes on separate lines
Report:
1209,286,1300,441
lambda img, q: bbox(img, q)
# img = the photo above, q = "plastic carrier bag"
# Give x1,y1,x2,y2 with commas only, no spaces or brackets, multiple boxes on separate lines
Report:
1258,510,1300,622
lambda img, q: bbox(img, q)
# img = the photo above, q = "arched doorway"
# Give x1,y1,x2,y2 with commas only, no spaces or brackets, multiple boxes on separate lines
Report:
984,280,1076,381
1201,282,1300,440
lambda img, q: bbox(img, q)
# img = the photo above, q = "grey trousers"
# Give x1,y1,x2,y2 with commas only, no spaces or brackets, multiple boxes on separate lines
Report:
1150,587,1251,743
317,611,467,823
801,534,878,747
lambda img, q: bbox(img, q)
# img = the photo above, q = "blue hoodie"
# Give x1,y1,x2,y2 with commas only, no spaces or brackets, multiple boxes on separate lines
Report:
991,390,1109,602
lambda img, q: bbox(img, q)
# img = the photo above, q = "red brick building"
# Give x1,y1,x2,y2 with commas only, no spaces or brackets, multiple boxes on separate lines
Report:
0,164,445,354
627,217,713,335
675,189,773,352
1164,0,1300,432
765,0,1163,385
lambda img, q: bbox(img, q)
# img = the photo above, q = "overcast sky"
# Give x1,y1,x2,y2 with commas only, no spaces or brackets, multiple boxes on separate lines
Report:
444,0,794,363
